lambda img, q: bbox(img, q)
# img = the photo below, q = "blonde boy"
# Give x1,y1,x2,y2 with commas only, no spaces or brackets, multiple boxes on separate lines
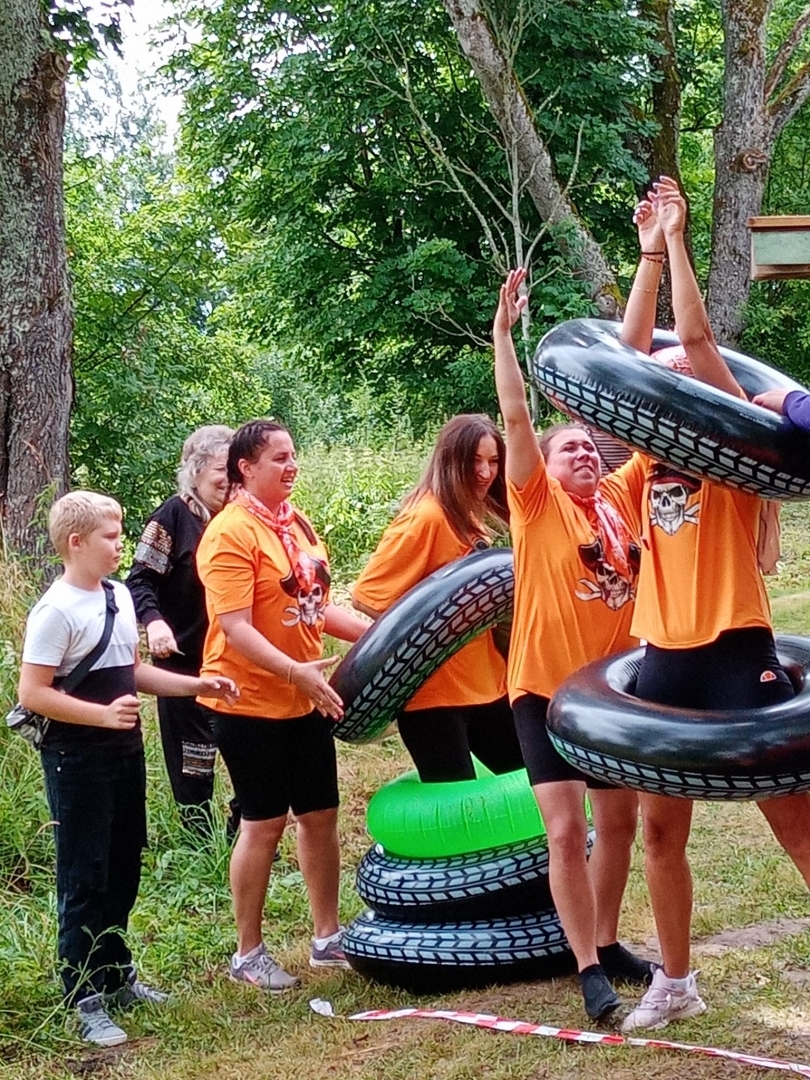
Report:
18,492,237,1048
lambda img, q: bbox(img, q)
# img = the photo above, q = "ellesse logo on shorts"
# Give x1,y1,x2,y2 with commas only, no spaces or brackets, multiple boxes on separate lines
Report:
760,670,778,683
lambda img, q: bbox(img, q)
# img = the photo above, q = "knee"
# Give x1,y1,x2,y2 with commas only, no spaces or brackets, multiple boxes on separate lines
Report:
240,816,287,849
592,796,638,852
642,816,686,864
296,807,339,838
546,816,588,863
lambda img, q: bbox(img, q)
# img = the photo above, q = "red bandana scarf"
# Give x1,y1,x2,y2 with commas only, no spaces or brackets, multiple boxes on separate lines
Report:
568,490,636,580
232,487,316,594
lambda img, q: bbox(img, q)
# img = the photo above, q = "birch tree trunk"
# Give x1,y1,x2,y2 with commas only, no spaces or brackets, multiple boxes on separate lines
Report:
442,0,622,317
0,0,72,557
708,0,810,346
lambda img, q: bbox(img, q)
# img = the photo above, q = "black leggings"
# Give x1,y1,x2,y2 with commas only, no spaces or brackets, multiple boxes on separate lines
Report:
397,696,525,783
635,627,794,710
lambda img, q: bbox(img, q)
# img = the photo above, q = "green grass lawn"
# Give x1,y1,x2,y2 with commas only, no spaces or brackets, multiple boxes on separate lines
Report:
3,499,810,1078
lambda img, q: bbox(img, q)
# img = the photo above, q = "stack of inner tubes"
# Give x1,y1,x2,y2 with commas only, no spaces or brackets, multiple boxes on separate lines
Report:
344,763,589,992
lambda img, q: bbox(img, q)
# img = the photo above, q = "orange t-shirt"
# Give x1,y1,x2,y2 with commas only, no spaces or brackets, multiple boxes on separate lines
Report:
196,502,331,718
351,493,507,711
622,455,772,648
506,457,642,701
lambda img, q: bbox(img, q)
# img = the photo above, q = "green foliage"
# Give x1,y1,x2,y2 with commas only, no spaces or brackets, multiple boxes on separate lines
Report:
64,80,341,530
294,442,427,579
164,0,652,434
46,0,133,75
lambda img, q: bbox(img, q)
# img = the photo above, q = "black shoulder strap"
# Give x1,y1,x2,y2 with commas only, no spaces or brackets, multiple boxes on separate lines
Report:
293,511,318,545
59,581,119,695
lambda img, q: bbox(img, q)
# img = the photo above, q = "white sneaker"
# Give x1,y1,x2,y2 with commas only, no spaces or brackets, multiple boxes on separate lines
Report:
75,994,128,1047
621,968,706,1032
229,943,300,992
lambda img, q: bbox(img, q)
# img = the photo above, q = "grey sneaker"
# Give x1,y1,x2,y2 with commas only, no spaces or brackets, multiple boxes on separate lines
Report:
76,994,128,1047
113,968,169,1008
229,943,300,992
621,968,707,1032
310,929,351,969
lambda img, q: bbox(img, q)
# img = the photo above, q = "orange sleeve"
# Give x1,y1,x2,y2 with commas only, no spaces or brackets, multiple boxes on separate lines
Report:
352,499,465,612
197,520,256,616
505,455,551,524
599,452,648,536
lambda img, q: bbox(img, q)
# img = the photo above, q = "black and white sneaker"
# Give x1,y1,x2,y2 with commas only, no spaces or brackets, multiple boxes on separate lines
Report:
76,994,128,1047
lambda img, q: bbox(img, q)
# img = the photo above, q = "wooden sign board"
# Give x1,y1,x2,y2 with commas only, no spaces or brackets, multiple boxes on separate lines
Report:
749,215,810,280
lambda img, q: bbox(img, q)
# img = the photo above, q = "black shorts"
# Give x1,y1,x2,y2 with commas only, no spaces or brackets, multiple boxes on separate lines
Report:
512,692,613,789
397,696,525,783
207,709,339,821
636,627,795,710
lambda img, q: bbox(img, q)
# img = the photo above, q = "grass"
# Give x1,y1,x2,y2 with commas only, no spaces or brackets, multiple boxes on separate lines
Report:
2,460,810,1078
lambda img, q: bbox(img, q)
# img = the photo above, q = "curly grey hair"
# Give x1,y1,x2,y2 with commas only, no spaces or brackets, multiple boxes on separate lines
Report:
177,424,234,521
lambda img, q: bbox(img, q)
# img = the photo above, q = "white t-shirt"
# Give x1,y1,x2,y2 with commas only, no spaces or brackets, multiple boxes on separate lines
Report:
22,578,141,754
23,579,138,674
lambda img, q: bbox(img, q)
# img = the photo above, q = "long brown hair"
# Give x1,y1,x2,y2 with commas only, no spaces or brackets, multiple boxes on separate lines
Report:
403,414,509,546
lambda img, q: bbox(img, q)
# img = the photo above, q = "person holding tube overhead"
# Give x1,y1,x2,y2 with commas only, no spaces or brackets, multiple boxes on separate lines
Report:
352,414,524,783
492,269,658,1023
616,177,810,1032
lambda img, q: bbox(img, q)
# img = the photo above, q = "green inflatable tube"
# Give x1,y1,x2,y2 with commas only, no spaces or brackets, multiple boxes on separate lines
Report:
367,762,546,858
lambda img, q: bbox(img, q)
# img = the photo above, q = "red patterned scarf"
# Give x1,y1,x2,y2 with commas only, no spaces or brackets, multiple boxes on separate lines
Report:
568,490,636,580
232,487,315,593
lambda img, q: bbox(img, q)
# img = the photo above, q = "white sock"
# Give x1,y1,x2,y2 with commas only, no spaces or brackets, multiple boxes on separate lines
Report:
233,943,263,965
313,929,342,949
661,972,692,991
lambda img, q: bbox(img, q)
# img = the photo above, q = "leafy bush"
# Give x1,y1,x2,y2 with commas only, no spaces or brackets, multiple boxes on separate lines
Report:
295,443,428,579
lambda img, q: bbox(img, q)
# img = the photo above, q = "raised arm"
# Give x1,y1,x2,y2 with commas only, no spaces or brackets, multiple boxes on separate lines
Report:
493,268,541,487
621,198,665,355
656,177,742,398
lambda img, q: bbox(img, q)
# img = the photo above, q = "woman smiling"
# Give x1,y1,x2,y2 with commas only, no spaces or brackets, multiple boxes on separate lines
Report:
196,419,367,991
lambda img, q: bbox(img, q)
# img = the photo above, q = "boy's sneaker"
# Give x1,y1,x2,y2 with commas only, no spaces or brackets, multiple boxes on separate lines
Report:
76,994,128,1047
310,928,351,969
579,964,621,1021
621,968,707,1032
229,943,300,992
113,968,169,1008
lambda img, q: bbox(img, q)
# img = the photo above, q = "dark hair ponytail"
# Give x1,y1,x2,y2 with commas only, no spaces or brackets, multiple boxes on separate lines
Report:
226,419,291,498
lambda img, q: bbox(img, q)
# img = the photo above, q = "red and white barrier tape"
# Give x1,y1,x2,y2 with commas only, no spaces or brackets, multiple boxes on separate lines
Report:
346,1006,810,1078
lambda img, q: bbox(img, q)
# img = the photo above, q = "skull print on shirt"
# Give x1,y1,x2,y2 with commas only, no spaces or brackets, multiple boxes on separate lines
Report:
648,465,701,535
576,538,641,611
280,554,331,627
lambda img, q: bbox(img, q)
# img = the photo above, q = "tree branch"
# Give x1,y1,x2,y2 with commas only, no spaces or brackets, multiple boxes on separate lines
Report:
768,57,810,138
765,5,810,102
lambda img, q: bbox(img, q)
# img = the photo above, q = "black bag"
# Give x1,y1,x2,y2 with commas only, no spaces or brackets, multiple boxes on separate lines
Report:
6,581,118,750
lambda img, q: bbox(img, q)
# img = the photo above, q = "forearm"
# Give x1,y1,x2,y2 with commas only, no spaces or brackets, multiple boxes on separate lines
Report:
18,682,108,727
324,603,368,642
135,664,204,698
221,620,294,678
784,390,810,430
666,232,741,396
493,328,532,430
126,566,165,625
621,258,663,355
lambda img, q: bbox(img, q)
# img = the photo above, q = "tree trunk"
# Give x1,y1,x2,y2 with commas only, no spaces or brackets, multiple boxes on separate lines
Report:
707,0,771,347
640,0,685,329
0,0,72,558
442,0,622,317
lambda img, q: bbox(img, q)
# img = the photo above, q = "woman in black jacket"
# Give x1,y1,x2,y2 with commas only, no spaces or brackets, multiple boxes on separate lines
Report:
127,424,235,834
